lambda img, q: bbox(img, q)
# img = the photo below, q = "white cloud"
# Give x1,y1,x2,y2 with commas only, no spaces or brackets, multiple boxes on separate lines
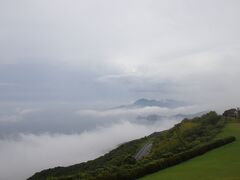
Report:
0,107,40,122
16,108,40,115
76,105,203,118
0,121,175,180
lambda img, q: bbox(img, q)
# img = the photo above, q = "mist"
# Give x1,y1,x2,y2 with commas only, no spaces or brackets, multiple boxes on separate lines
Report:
0,120,178,180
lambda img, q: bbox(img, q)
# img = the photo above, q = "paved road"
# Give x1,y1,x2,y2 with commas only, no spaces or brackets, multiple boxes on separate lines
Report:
134,143,152,160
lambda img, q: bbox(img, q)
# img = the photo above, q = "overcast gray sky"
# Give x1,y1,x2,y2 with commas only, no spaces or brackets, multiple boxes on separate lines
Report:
1,0,240,108
1,1,240,180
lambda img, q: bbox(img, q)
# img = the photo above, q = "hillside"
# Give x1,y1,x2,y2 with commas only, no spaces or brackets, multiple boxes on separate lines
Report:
140,122,240,180
28,110,237,180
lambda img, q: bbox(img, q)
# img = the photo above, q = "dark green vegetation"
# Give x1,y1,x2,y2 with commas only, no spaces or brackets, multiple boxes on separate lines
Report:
140,122,240,180
28,110,238,180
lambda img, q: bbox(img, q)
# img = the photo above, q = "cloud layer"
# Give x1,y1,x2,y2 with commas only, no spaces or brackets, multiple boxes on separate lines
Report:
0,120,176,180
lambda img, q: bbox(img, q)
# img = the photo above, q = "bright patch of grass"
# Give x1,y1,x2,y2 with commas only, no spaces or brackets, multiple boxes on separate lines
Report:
140,123,240,180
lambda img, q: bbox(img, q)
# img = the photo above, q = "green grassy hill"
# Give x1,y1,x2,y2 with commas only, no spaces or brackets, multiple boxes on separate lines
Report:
140,122,240,180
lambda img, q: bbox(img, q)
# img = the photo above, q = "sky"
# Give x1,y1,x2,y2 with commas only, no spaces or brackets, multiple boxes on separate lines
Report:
0,0,240,106
0,0,240,179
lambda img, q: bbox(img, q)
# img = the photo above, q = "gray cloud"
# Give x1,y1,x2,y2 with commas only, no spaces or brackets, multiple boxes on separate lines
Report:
0,101,205,138
0,0,240,106
76,105,201,118
0,107,39,122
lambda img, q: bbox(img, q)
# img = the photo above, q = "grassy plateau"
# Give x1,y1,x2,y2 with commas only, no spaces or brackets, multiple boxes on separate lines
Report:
140,122,240,180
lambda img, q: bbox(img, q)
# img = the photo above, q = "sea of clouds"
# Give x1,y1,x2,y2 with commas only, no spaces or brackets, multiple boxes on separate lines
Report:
0,102,205,180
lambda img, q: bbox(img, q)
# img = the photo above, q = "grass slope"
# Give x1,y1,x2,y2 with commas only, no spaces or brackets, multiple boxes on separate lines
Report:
140,122,240,180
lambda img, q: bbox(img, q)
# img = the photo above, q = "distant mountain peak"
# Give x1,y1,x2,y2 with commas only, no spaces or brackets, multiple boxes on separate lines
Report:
111,98,187,110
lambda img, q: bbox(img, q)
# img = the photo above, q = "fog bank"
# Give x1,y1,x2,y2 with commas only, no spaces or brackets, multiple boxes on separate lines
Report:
0,120,177,180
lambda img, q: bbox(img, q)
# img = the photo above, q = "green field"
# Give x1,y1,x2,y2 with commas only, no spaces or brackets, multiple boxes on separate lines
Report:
140,122,240,180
